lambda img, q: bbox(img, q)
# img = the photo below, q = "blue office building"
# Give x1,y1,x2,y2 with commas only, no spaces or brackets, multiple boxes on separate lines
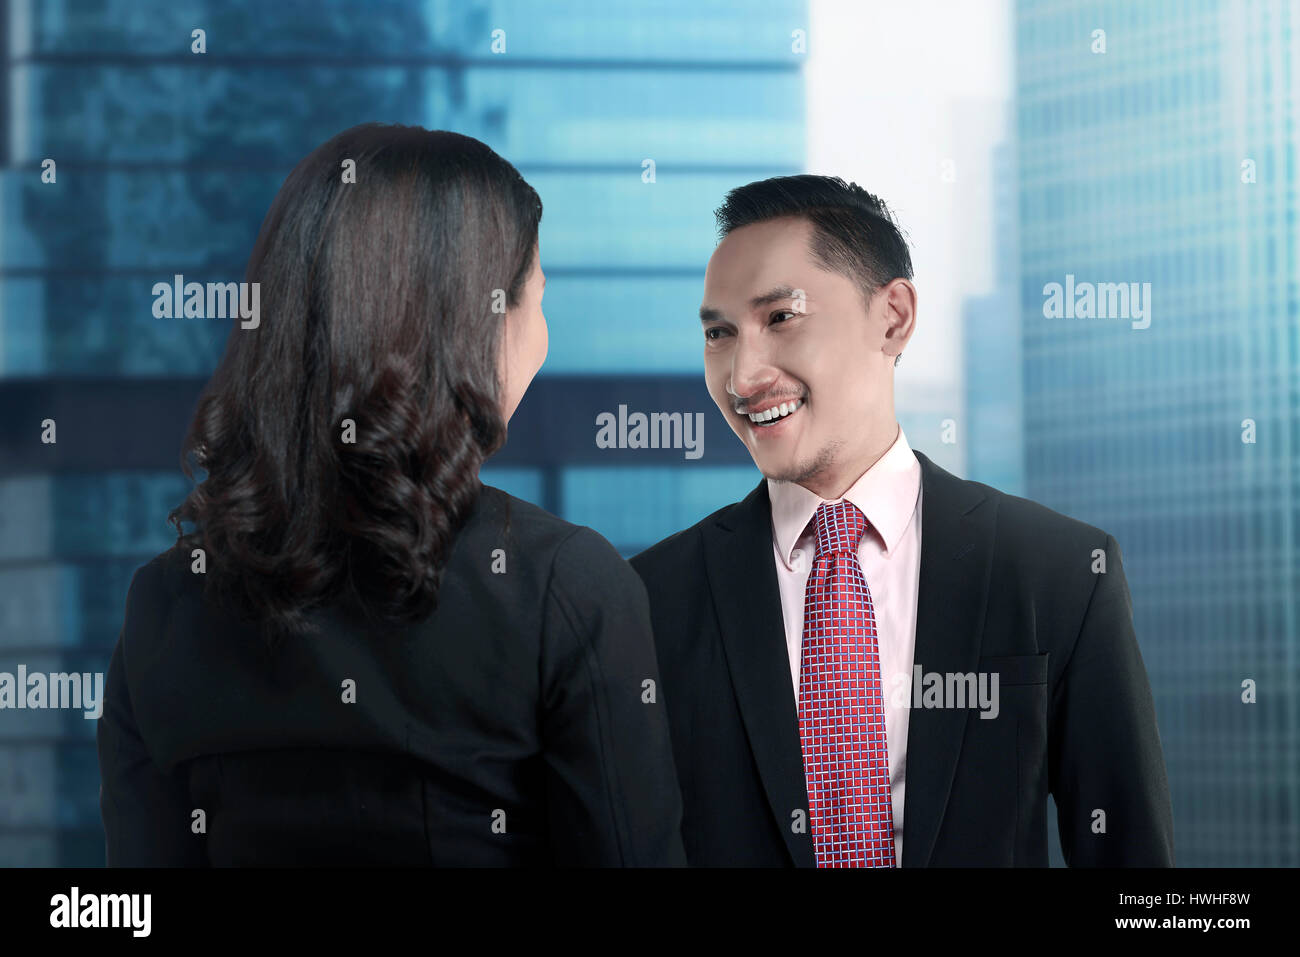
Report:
1015,0,1299,865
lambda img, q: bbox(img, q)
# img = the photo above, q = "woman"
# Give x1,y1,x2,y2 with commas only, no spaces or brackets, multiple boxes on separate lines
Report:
96,124,686,866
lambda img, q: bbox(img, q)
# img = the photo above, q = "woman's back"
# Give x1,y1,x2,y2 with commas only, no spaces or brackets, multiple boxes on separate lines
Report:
98,486,685,866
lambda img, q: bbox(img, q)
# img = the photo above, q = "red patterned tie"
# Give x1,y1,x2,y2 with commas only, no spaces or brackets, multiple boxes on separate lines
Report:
798,499,896,867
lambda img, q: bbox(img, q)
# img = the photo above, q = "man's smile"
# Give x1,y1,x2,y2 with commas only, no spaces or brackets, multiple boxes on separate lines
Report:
744,397,805,437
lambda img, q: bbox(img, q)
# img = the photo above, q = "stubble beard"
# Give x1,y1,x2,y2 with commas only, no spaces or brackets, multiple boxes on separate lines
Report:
757,437,842,488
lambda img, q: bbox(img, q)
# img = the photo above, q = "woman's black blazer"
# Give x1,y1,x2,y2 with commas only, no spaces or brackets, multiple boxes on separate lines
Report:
97,485,687,866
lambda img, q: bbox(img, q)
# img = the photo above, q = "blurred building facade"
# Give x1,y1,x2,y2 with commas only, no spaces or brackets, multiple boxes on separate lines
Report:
1015,0,1299,865
965,136,1025,497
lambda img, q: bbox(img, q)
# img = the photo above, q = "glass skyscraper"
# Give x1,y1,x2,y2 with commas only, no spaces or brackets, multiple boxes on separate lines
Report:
1015,0,1298,865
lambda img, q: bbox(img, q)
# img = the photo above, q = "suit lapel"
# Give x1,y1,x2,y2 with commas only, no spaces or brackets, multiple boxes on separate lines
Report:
702,480,817,867
900,449,995,866
700,450,995,868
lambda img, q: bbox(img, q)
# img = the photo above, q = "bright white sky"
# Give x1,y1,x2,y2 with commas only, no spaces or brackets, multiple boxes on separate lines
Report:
806,0,1013,393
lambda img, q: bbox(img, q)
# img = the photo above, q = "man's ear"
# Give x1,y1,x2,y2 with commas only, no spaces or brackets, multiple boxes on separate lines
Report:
880,277,917,361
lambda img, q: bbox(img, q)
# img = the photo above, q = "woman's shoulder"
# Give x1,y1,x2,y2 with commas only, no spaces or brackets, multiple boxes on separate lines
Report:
121,487,644,637
125,542,191,606
114,543,201,664
474,484,639,591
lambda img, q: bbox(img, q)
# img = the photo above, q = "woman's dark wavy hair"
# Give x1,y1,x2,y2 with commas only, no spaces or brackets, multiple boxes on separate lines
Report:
168,123,542,646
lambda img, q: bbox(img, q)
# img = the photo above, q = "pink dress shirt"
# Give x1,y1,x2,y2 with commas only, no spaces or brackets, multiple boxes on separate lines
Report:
767,423,923,866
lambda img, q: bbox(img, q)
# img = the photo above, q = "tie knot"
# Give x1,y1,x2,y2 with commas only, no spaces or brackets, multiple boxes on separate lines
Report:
813,500,869,557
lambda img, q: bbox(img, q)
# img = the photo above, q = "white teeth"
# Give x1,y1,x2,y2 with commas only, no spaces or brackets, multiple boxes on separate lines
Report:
748,398,803,424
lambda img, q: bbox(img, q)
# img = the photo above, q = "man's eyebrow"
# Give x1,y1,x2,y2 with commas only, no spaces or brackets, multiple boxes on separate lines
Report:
749,284,800,309
699,285,802,323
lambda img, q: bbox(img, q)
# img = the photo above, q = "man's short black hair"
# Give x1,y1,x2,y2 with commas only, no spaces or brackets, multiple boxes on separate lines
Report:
713,174,914,309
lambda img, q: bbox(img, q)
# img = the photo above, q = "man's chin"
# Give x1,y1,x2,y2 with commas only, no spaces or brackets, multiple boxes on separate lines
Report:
738,432,825,484
751,446,832,486
752,456,804,484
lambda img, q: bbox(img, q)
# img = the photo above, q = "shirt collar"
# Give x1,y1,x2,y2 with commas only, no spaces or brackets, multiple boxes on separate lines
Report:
767,424,921,570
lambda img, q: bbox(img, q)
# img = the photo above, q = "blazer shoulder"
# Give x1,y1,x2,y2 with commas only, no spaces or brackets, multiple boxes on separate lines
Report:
125,543,190,619
987,485,1113,550
918,451,1111,548
113,542,195,676
476,483,581,549
950,476,1120,586
917,452,1118,573
478,484,641,595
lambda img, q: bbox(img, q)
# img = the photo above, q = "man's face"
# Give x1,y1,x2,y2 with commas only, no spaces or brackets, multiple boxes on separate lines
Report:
700,216,910,493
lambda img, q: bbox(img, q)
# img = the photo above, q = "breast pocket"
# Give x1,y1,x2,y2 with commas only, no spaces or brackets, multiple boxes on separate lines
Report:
979,653,1049,687
977,653,1049,734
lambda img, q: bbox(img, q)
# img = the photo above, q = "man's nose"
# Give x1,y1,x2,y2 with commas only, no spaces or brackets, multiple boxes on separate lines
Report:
728,334,778,406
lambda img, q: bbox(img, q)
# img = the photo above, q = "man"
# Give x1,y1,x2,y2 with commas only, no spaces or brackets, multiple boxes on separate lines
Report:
630,175,1174,867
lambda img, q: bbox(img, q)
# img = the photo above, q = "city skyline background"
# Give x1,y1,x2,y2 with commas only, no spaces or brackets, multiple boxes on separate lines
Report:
0,0,1295,866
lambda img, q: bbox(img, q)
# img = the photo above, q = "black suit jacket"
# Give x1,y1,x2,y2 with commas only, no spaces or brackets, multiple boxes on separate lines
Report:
630,449,1175,866
98,485,686,866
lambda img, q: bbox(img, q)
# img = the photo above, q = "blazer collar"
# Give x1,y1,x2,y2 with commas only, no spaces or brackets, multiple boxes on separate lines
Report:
700,448,994,867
